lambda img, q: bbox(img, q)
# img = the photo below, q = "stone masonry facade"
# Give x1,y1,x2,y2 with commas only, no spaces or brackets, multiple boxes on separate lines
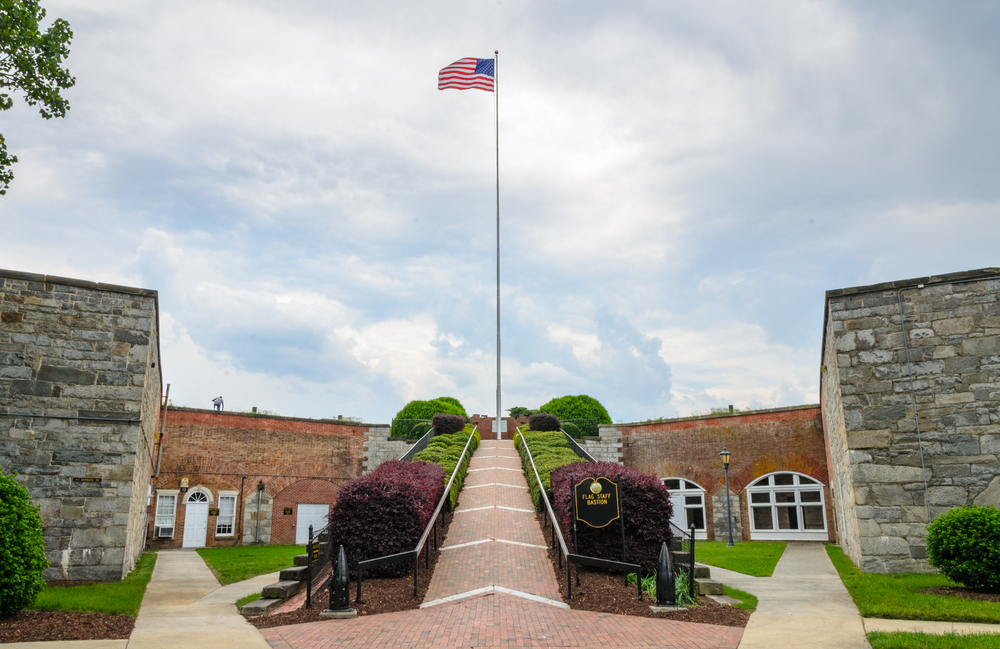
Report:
821,267,1000,573
0,269,162,581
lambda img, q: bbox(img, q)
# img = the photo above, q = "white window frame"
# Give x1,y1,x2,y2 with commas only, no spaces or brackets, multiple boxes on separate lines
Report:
154,490,179,538
747,471,828,541
216,492,238,537
662,477,708,540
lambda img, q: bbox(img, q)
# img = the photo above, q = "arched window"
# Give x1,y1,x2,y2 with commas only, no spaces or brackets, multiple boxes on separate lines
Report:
747,472,827,541
662,478,707,540
186,491,209,504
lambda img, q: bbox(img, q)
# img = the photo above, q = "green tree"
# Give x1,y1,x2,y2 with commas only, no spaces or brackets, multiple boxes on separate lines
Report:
0,469,48,616
1,0,75,195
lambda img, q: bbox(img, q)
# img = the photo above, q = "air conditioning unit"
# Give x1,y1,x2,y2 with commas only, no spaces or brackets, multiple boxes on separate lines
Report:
155,526,173,538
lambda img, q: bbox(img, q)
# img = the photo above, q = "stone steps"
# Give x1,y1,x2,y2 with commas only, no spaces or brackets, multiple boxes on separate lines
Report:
241,554,315,617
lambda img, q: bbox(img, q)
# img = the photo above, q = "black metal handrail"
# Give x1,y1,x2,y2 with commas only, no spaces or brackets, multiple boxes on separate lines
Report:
305,521,332,608
667,520,697,600
516,430,641,600
399,426,437,461
560,429,596,462
356,424,479,602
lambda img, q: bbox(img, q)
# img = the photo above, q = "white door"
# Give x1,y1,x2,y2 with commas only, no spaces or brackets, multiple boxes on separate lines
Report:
182,492,209,548
296,504,329,545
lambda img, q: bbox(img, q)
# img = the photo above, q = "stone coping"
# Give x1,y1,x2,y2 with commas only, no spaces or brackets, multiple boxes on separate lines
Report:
826,267,1000,299
610,403,820,428
0,267,159,298
167,406,385,427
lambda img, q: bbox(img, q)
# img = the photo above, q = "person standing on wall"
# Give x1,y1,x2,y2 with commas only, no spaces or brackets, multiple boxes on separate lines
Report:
212,396,224,411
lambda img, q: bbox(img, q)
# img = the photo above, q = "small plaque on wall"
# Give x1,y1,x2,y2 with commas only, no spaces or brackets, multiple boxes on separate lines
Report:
209,508,220,516
73,477,102,484
283,507,294,515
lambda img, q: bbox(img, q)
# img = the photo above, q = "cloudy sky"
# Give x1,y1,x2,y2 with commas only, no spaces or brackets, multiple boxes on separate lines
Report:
3,0,998,423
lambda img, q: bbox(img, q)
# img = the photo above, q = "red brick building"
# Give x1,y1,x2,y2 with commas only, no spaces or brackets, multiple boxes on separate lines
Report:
599,405,834,543
147,408,375,549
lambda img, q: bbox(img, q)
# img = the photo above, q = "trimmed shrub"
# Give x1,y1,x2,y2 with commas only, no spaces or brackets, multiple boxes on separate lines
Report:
432,413,467,435
551,462,673,575
561,422,583,439
539,395,612,425
328,460,445,576
926,505,1000,592
514,431,585,510
391,398,466,437
0,470,49,616
407,421,432,439
529,413,560,431
508,406,536,418
414,426,481,509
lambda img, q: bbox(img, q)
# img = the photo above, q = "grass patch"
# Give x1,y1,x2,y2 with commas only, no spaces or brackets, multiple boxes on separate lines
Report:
695,541,786,577
722,585,758,612
868,632,1000,648
197,545,305,585
236,592,262,609
827,545,1000,623
30,551,157,617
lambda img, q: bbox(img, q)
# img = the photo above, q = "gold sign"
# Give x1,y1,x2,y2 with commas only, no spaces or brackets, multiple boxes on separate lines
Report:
209,508,220,516
283,507,294,515
574,477,621,529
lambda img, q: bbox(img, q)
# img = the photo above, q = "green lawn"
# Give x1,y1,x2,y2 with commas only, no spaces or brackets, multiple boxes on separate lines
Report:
827,546,1000,623
868,632,1000,649
31,551,157,617
197,545,305,585
695,541,786,577
722,585,758,612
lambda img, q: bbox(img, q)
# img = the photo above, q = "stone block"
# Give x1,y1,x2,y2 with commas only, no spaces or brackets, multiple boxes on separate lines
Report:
847,430,890,449
10,380,53,397
932,464,970,478
855,506,902,522
52,451,103,464
72,525,126,548
858,350,894,364
859,536,910,557
872,485,913,507
853,464,928,484
935,392,975,405
879,523,928,538
963,336,1000,357
926,486,967,506
933,316,976,336
981,436,1000,455
973,476,1000,507
36,365,96,385
241,598,282,617
857,518,881,537
70,547,105,566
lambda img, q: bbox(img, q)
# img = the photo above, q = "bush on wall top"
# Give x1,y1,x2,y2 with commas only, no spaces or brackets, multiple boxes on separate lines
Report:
538,395,612,425
327,460,445,577
414,425,480,508
926,505,1000,592
528,413,560,431
391,398,467,437
514,431,586,510
551,461,673,575
0,470,49,616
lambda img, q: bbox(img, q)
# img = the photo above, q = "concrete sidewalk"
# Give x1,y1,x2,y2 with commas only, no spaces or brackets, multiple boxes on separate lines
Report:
126,549,272,649
710,542,869,649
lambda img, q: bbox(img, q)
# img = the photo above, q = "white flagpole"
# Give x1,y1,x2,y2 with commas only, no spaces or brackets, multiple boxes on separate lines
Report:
494,50,501,440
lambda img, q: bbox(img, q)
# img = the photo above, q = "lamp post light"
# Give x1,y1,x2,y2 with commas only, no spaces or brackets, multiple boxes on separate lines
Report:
254,480,265,546
720,447,734,547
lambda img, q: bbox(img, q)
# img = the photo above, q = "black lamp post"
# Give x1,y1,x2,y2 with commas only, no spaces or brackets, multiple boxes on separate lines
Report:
720,447,734,547
254,480,265,546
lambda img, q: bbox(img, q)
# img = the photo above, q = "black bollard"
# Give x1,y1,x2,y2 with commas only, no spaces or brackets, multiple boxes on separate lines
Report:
331,545,350,611
656,541,676,606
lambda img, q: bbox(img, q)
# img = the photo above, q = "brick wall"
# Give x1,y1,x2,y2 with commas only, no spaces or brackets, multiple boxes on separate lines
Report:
822,267,1000,573
149,408,372,548
611,405,833,542
0,269,161,580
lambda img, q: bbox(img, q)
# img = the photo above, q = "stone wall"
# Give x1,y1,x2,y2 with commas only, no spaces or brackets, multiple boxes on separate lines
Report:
584,426,624,463
361,425,407,473
0,269,161,580
822,267,1000,573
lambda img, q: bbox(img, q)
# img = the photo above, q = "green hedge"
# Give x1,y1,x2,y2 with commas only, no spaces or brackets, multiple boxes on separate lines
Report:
538,395,611,425
514,429,586,510
391,397,467,437
0,470,48,616
927,505,1000,592
413,425,481,509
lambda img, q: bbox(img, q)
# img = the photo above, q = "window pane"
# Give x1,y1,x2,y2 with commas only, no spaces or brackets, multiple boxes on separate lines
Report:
799,475,818,484
776,506,799,530
686,507,705,530
752,506,773,530
774,474,794,486
155,494,176,526
800,491,821,503
685,495,702,505
751,492,770,504
216,496,236,535
664,479,681,490
774,491,796,503
189,492,208,503
802,506,825,530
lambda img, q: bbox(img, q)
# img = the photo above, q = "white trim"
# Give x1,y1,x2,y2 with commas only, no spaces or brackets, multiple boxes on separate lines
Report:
464,483,527,490
455,505,535,514
662,477,708,539
747,471,828,541
419,586,568,609
467,467,522,472
494,539,548,550
440,539,492,551
185,487,213,504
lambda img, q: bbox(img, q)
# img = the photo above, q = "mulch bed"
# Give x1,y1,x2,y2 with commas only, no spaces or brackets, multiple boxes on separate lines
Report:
921,586,1000,603
0,610,135,643
538,513,750,628
250,511,453,629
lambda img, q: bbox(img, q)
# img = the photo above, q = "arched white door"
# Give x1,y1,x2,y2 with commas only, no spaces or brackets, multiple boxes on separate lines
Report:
662,478,708,540
182,491,210,548
747,472,827,541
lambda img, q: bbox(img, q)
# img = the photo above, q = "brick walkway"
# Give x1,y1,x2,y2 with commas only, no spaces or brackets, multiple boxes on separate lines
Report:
259,438,744,648
261,591,743,648
421,439,563,606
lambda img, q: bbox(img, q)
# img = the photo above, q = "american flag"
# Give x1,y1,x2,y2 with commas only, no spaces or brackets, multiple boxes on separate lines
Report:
438,58,495,92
